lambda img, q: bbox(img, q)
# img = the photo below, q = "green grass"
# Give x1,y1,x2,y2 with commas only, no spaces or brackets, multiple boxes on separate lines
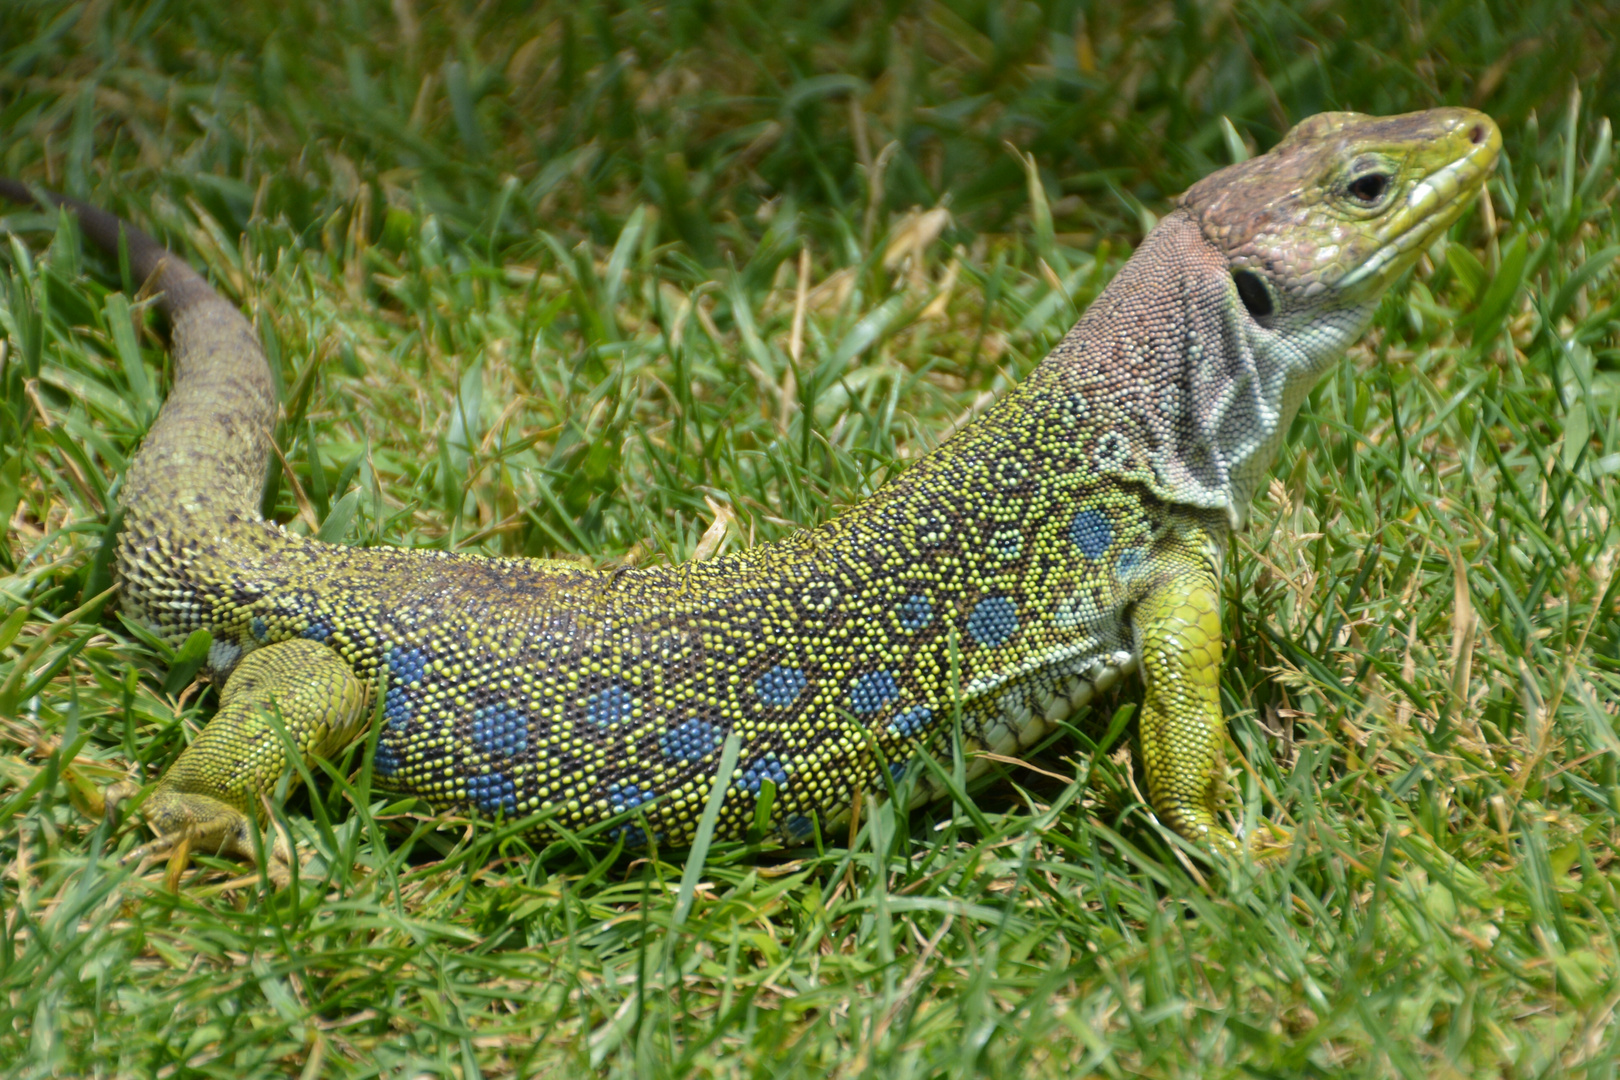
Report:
2,0,1619,1075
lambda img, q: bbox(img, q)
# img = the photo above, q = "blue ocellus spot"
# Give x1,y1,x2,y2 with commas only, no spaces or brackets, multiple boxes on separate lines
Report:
468,771,517,816
585,685,637,727
660,719,720,763
608,780,654,814
382,686,411,730
967,595,1019,646
850,670,900,713
888,706,935,738
889,760,909,783
301,618,333,643
607,781,656,846
613,823,652,847
386,644,428,683
383,645,428,731
785,814,815,840
374,741,400,777
755,665,808,707
735,754,788,795
250,616,267,641
470,703,527,757
897,594,933,631
1068,509,1112,559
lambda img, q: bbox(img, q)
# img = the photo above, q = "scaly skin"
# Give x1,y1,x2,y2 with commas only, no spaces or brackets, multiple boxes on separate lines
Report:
0,107,1500,878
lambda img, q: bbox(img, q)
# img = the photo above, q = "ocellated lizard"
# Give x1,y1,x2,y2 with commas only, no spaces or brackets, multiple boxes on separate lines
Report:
0,107,1501,877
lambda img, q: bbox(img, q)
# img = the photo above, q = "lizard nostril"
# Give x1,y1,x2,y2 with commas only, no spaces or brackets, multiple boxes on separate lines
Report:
1469,124,1487,145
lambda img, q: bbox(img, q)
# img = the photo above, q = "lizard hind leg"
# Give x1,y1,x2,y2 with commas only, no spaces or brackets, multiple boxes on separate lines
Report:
115,637,371,880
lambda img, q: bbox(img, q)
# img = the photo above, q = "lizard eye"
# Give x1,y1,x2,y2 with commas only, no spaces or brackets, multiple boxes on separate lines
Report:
1233,269,1274,322
1347,172,1392,205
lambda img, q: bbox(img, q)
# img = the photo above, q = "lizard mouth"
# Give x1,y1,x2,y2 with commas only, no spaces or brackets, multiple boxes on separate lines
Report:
1337,114,1503,290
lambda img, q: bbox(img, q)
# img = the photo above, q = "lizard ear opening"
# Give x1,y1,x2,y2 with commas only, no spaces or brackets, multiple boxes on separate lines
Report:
1232,269,1274,323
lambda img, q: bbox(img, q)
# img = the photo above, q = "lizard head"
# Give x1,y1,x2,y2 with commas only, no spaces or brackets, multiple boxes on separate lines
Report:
1180,107,1501,330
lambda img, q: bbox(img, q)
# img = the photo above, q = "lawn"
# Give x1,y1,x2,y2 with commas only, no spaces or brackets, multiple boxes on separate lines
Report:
1,1,1618,1075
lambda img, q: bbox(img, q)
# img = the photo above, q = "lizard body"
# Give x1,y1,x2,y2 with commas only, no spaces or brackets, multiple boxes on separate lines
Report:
0,107,1500,873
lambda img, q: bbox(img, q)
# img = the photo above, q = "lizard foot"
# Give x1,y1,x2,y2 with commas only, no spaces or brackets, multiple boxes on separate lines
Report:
1234,821,1294,866
1169,819,1294,868
107,781,295,889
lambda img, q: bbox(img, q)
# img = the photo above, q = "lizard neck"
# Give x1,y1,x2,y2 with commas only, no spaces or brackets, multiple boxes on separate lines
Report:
1015,210,1372,527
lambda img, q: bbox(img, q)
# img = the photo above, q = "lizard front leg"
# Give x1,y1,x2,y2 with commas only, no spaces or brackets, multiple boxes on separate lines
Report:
1132,540,1289,862
114,637,370,882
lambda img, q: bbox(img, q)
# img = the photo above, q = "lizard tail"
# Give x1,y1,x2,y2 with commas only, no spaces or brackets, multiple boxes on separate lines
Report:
0,178,277,524
0,178,216,313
